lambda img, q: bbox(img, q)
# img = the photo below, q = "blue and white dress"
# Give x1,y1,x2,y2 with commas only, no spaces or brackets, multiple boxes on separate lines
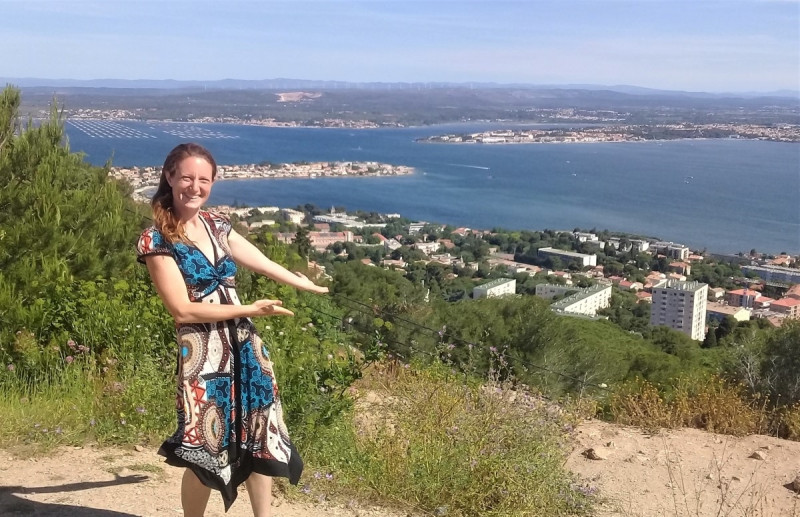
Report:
136,211,302,510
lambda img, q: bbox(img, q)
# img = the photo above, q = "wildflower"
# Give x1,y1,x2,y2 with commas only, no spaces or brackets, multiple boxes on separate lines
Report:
278,331,284,336
42,428,48,433
307,322,314,328
34,423,40,428
265,325,271,330
55,426,62,434
489,346,497,354
325,473,333,480
136,406,147,414
89,419,96,427
6,364,14,371
468,343,474,350
313,471,322,479
120,418,127,426
403,363,410,369
327,354,333,360
447,343,456,350
301,484,312,494
301,327,307,331
67,339,76,350
65,356,74,364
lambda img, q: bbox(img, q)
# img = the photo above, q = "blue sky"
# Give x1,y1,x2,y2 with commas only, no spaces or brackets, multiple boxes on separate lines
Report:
2,0,798,93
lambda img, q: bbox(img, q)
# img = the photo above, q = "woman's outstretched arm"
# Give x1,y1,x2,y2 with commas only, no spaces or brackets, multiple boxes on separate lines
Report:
228,230,329,294
144,254,294,324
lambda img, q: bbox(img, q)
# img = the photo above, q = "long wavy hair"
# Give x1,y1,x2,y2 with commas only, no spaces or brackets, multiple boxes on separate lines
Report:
151,142,218,243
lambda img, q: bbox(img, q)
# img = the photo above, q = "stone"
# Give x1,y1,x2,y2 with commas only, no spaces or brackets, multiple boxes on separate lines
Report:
134,445,144,452
790,475,800,494
749,451,767,460
582,448,605,460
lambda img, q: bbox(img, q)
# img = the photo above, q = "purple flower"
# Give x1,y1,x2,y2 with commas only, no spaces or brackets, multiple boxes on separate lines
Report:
67,339,76,350
447,343,456,350
301,485,312,494
313,471,322,479
65,356,74,364
325,473,333,480
489,346,497,354
6,364,14,371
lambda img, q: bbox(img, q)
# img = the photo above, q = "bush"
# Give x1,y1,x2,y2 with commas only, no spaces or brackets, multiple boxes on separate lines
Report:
306,362,593,517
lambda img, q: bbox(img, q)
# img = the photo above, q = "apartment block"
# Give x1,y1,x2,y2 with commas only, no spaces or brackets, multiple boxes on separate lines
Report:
473,278,516,299
537,247,597,267
549,284,612,317
650,280,709,340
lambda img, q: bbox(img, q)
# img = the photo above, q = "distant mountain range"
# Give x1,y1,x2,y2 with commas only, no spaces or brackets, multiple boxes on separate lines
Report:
2,77,797,99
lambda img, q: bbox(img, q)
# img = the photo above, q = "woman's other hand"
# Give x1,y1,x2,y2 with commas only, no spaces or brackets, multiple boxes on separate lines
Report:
293,272,329,294
252,299,294,317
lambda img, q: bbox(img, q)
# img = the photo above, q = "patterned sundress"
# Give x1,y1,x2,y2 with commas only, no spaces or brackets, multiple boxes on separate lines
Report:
136,211,302,510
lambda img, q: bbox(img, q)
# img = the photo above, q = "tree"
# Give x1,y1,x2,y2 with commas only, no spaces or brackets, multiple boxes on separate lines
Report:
293,225,312,260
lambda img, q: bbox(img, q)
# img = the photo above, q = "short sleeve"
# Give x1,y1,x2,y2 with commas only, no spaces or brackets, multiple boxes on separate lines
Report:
136,227,172,264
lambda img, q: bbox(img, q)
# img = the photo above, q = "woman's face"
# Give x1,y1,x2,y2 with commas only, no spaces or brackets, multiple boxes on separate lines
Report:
167,156,214,214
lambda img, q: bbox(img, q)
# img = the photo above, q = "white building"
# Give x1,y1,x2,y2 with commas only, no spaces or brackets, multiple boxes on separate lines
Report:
535,283,576,300
473,278,516,299
650,241,690,260
280,208,306,225
550,284,612,316
650,280,709,340
537,247,597,267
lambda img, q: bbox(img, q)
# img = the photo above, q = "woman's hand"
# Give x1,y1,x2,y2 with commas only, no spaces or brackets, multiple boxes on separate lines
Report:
293,272,329,294
251,299,294,317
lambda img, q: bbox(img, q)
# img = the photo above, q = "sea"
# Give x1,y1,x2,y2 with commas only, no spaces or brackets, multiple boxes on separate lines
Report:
63,120,800,255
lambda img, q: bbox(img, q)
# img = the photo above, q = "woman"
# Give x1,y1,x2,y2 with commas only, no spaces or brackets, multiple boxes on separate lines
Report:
136,142,327,516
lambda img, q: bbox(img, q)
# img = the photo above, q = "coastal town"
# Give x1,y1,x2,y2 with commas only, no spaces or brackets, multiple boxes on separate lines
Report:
110,161,414,202
209,202,800,339
419,123,800,144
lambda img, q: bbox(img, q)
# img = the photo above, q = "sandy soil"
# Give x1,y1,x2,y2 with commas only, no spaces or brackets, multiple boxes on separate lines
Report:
1,420,798,516
566,420,800,517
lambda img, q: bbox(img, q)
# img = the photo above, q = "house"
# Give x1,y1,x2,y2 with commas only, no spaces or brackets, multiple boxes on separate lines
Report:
705,302,751,323
668,262,692,276
618,280,644,291
769,298,800,318
414,241,441,255
726,288,761,308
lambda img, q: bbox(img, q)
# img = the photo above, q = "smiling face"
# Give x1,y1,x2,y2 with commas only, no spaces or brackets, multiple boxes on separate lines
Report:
167,155,214,215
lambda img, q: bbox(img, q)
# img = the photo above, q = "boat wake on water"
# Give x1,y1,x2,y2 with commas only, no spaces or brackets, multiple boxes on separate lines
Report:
445,163,491,170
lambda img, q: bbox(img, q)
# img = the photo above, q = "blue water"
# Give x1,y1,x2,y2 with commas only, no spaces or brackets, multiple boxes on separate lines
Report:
64,121,800,254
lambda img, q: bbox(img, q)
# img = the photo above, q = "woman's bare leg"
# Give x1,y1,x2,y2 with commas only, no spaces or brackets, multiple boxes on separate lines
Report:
182,469,212,517
244,472,273,517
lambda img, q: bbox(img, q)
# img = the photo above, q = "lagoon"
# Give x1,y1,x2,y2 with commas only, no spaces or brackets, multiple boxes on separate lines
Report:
65,121,800,254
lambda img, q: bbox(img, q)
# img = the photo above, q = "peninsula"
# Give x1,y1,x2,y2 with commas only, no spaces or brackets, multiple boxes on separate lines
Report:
418,123,800,144
110,161,414,202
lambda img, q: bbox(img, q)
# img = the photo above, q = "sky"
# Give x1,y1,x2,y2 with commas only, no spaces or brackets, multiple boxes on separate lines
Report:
2,0,798,93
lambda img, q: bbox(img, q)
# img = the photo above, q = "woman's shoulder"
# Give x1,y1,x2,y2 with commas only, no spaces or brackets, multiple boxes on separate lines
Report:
136,226,172,261
201,210,232,233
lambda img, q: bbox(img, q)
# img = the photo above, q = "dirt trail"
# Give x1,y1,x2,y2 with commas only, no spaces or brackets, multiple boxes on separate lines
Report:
2,420,799,516
0,446,402,517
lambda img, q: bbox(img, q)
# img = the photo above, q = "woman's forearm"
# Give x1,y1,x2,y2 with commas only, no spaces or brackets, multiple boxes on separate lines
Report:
171,300,257,324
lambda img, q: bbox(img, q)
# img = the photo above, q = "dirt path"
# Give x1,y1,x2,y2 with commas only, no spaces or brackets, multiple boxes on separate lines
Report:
0,446,402,517
2,420,799,516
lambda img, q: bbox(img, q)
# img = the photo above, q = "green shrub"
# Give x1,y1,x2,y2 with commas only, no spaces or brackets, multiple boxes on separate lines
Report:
306,362,594,517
